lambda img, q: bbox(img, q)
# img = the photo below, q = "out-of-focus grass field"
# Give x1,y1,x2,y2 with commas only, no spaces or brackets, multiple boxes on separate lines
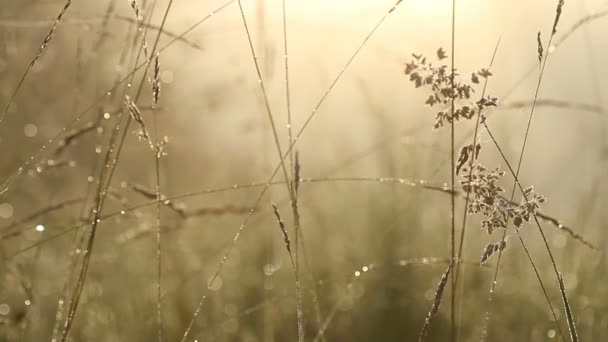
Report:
0,0,607,341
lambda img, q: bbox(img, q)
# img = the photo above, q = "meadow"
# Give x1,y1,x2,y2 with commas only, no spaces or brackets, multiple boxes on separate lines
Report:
0,0,606,341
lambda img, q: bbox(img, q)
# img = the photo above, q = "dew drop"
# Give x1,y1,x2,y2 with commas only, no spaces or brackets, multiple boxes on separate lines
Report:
0,203,14,219
23,124,38,137
0,304,10,315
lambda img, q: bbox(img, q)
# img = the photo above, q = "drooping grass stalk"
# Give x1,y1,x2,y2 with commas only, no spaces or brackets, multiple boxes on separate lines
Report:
180,1,408,339
502,99,606,117
8,174,593,261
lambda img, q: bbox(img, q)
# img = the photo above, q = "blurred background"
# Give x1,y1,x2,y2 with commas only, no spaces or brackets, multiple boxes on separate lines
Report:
0,0,607,340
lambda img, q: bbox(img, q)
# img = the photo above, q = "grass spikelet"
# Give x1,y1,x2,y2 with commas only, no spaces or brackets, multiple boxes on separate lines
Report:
537,32,543,63
124,95,152,146
294,151,301,195
153,53,161,105
272,203,294,268
553,0,565,35
479,240,507,265
419,264,452,342
130,0,150,62
558,272,579,342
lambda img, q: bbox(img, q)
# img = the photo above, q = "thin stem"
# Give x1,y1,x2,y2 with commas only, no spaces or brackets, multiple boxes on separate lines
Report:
153,109,163,342
453,38,501,342
282,0,294,178
449,1,457,341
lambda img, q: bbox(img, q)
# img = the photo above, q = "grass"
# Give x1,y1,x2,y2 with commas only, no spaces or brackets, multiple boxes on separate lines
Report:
0,0,605,340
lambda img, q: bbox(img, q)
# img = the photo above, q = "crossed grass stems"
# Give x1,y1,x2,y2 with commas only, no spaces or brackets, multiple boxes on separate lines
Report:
0,0,600,340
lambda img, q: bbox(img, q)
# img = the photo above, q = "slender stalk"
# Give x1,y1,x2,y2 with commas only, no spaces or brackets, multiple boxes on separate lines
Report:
449,1,457,341
153,99,163,342
282,0,294,178
8,174,592,261
453,38,501,342
292,155,304,342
